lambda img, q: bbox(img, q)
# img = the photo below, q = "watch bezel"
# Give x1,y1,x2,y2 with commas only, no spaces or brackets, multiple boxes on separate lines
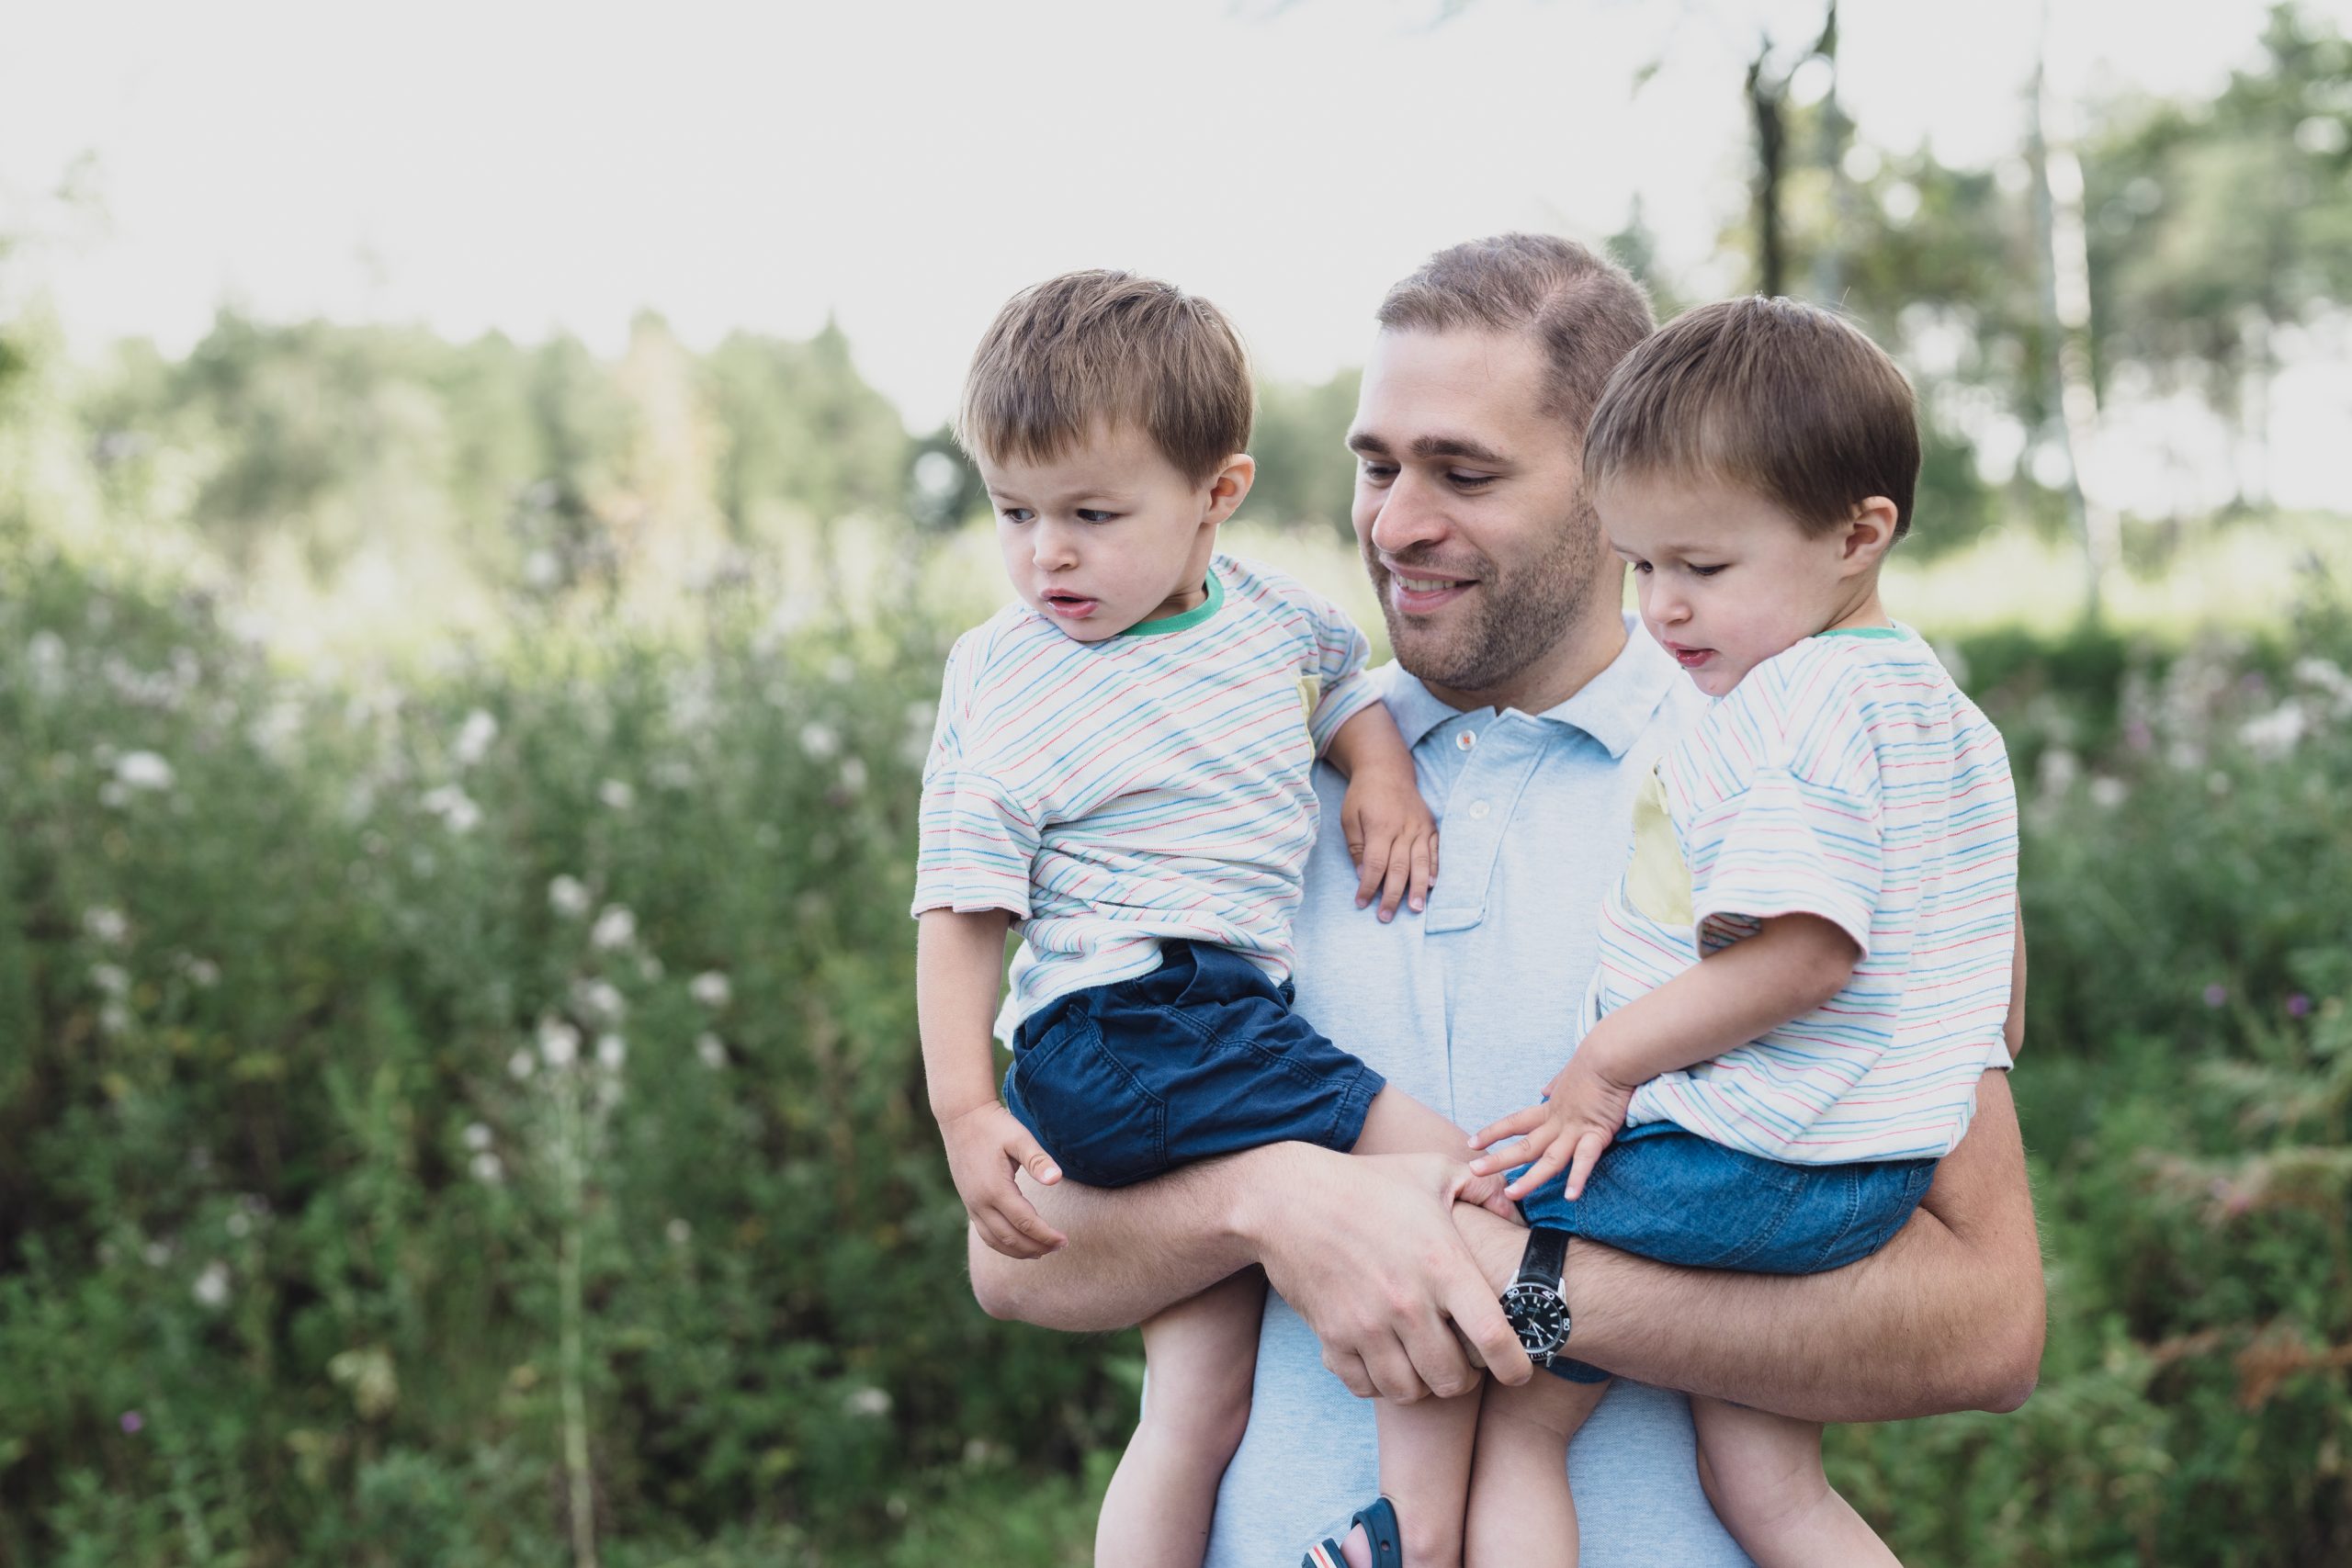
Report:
1501,1281,1570,1358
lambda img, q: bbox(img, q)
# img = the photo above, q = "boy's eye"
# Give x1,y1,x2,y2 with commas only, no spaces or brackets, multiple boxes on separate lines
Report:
1629,560,1652,575
1000,507,1035,525
1076,509,1117,524
1690,564,1727,578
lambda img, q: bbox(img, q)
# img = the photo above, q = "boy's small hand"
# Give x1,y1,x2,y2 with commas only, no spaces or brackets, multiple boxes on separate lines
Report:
1466,1048,1642,1204
1341,767,1440,921
940,1100,1068,1259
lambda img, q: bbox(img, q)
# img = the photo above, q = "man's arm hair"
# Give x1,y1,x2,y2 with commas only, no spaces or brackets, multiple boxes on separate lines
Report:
1451,1066,2045,1420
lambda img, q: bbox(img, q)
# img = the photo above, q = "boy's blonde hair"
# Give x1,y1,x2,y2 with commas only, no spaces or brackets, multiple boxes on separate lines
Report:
956,270,1254,486
1583,296,1922,542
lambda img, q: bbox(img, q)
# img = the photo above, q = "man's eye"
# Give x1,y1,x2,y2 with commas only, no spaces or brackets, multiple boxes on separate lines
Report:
1357,461,1397,484
1447,472,1494,490
1077,509,1118,524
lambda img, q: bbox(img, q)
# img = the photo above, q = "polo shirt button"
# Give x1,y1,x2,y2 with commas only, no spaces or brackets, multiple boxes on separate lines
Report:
1468,800,1491,820
1456,730,1476,751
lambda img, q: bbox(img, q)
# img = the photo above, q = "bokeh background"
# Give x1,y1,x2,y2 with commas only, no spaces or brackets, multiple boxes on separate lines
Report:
4,1,2351,1562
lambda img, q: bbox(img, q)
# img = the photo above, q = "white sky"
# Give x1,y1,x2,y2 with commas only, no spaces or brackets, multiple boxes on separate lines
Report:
6,0,2347,489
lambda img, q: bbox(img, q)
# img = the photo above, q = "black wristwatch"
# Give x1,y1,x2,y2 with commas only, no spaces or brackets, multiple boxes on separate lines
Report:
1501,1225,1572,1365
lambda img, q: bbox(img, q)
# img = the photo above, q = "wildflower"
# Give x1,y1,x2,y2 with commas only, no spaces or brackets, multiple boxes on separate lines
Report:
571,977,625,1023
2087,777,2127,809
453,709,499,767
843,1386,892,1417
84,908,130,944
695,1032,728,1069
463,1122,494,1151
2203,984,2229,1009
2238,702,2307,761
595,1033,626,1071
636,953,664,983
471,1151,505,1184
666,1218,692,1246
597,779,636,811
193,1261,231,1309
590,905,638,951
142,1240,173,1268
181,955,221,988
119,1410,143,1436
226,1211,252,1239
689,971,732,1009
537,1017,582,1068
2036,747,2078,798
548,874,592,919
797,721,842,761
114,750,175,792
2287,994,2312,1018
420,784,482,834
838,756,869,794
507,1048,536,1081
91,964,130,998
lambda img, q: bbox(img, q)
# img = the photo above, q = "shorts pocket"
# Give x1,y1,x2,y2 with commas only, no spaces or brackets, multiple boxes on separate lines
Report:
1008,1011,1168,1189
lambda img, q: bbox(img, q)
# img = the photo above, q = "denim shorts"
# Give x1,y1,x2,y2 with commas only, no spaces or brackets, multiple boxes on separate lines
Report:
1003,941,1386,1190
1517,1119,1938,1382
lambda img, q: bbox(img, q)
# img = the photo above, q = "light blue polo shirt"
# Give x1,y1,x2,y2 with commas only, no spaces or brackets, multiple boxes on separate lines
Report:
1204,615,1753,1567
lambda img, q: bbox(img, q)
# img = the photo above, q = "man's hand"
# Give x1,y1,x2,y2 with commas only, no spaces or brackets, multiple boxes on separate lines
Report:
1340,763,1440,921
1468,1043,1641,1202
940,1100,1068,1259
1246,1145,1532,1402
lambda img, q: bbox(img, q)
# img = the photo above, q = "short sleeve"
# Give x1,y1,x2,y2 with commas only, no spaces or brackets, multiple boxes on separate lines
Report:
1295,588,1377,752
909,632,1039,919
1682,765,1883,959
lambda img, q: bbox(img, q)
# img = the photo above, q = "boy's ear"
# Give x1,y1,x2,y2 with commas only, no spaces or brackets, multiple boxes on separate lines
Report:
1202,453,1256,527
1839,497,1899,574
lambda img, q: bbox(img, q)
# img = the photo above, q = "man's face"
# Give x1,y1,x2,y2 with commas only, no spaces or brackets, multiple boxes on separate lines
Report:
1346,328,1614,708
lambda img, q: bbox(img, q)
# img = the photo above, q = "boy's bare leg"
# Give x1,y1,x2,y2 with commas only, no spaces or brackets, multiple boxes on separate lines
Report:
1463,1368,1611,1567
1095,1268,1265,1568
1327,1088,1518,1566
1689,1398,1899,1568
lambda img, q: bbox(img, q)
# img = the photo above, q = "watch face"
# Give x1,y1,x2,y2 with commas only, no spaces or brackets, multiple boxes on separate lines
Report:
1502,1283,1569,1355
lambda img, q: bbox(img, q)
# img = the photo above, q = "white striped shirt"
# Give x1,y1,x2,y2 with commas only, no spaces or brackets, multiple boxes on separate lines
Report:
911,554,1378,1034
1601,626,2019,1164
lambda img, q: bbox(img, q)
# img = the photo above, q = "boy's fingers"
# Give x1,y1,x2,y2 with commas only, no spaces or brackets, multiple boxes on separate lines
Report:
1006,1129,1062,1187
1429,829,1441,881
1470,1106,1545,1150
1563,1133,1609,1202
1001,1190,1069,1251
1377,849,1409,920
1355,848,1390,908
1506,1142,1572,1201
1408,837,1435,913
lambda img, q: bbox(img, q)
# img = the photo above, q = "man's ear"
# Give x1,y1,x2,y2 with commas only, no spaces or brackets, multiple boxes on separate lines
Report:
1202,453,1257,529
1838,497,1899,575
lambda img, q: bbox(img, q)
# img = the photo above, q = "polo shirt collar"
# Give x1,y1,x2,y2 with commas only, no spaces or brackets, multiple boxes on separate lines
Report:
1382,614,1683,760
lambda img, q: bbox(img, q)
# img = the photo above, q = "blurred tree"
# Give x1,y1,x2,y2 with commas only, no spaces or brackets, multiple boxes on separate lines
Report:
1240,370,1362,536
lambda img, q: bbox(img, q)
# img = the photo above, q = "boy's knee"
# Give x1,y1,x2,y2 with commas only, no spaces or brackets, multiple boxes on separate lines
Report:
1138,1377,1254,1462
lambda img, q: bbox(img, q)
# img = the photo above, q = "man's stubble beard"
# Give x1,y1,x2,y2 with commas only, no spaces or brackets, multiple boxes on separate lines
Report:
1367,493,1608,701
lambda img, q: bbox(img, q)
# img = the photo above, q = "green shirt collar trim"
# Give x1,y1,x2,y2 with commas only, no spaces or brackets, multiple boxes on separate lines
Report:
1815,624,1906,640
1119,569,1224,637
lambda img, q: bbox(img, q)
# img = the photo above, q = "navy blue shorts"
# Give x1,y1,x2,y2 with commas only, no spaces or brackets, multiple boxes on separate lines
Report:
1516,1120,1938,1382
1002,941,1386,1190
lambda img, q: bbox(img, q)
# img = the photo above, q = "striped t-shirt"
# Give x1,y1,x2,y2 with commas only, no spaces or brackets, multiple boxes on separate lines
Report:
1597,626,2018,1165
911,554,1380,1035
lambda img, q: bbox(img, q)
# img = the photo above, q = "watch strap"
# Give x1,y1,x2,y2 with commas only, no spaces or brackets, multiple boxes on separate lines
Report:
1515,1224,1569,1292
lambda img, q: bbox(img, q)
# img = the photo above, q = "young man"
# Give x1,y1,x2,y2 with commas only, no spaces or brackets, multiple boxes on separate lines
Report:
967,234,2044,1565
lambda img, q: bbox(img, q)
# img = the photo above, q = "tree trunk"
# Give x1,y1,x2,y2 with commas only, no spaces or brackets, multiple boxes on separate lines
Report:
1747,48,1788,299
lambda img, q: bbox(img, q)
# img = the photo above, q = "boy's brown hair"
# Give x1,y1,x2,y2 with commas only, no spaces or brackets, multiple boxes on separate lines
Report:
956,270,1253,486
1583,295,1922,542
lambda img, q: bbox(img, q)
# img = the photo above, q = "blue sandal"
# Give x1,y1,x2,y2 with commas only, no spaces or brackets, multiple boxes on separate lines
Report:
1303,1495,1402,1568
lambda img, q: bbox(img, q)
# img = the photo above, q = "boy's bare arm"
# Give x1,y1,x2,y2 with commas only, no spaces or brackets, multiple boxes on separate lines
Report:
1450,1066,2045,1420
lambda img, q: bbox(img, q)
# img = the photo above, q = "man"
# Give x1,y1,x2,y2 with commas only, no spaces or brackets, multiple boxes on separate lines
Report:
968,233,2044,1564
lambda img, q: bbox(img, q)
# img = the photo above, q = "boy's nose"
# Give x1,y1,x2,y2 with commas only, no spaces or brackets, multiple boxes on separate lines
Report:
1032,522,1080,570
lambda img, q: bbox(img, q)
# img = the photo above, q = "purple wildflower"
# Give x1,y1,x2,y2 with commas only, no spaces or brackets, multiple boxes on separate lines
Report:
119,1410,144,1434
2203,984,2229,1008
2287,994,2312,1019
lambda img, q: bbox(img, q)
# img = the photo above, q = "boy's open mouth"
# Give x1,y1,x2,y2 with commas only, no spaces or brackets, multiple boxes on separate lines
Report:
1041,591,1099,619
1664,642,1715,669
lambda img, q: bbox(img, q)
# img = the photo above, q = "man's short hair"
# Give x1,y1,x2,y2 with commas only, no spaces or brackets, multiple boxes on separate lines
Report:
1375,232,1656,436
956,269,1253,486
1583,296,1922,541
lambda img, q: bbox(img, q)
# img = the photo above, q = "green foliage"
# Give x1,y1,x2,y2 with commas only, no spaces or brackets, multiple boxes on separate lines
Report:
1242,370,1363,537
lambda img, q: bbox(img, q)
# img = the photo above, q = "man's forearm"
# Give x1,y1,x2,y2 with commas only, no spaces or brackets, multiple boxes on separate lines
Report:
967,1148,1265,1331
1455,1069,2044,1422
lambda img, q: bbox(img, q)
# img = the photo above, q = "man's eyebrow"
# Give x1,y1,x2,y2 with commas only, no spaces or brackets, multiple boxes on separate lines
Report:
1344,431,1510,467
1345,431,1390,457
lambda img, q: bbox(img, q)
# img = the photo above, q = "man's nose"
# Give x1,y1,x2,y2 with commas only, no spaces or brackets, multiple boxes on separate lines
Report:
1363,470,1449,558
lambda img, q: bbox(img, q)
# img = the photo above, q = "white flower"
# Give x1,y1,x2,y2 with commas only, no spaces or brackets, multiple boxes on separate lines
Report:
225,1211,252,1239
91,963,130,998
695,1032,728,1069
453,709,499,767
838,756,868,794
27,629,65,694
114,750,175,792
651,759,696,791
100,1001,132,1036
507,1047,537,1081
595,1032,626,1070
192,1261,231,1309
797,721,841,761
572,977,625,1023
548,874,592,919
636,953,664,983
591,905,637,951
420,784,482,834
843,1386,892,1417
470,1151,505,1184
597,778,635,811
537,1017,582,1068
2239,701,2307,761
665,1217,692,1246
182,955,221,988
2087,776,2128,809
2037,747,2079,798
142,1239,173,1268
689,971,732,1009
84,908,130,945
523,548,560,591
463,1122,494,1151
